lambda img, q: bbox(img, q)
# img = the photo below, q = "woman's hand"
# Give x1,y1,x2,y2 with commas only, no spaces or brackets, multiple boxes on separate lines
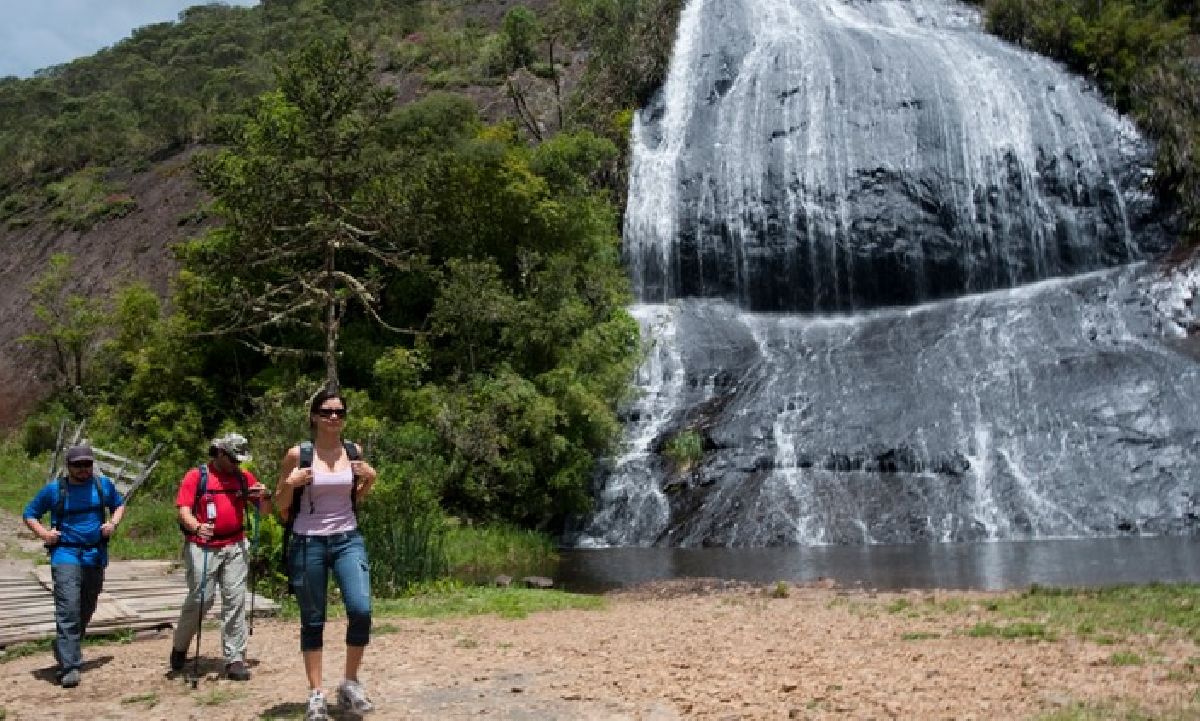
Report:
285,466,313,488
351,459,377,497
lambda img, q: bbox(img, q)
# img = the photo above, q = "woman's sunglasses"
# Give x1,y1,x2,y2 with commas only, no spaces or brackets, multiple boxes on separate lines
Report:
315,408,348,419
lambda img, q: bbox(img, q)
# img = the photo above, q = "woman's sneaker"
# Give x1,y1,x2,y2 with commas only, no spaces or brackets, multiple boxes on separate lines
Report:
337,679,375,713
304,690,329,721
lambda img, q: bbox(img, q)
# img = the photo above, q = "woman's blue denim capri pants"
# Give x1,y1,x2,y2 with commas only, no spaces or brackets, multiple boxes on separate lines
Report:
288,530,372,651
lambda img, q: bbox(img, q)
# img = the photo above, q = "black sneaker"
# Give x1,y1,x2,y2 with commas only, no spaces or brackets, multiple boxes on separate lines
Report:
225,660,251,681
169,648,187,672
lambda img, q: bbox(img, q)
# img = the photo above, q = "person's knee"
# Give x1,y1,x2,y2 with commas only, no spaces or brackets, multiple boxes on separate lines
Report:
300,622,324,651
346,610,371,646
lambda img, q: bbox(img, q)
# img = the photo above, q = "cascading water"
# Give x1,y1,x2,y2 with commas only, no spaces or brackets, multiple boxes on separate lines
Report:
574,0,1199,547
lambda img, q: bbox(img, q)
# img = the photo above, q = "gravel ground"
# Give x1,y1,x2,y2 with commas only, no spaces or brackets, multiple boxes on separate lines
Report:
1,577,1197,720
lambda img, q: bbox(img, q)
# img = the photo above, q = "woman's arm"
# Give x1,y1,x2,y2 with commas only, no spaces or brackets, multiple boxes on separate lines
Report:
274,446,309,523
350,443,378,502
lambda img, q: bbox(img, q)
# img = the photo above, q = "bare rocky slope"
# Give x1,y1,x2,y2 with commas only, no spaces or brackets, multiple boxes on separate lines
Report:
0,153,207,427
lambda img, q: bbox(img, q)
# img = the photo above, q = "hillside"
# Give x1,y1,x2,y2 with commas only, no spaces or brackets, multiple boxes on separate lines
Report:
0,154,201,423
0,0,592,426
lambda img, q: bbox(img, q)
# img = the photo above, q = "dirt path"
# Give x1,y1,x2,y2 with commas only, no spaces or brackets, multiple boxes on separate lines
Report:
1,578,1197,720
0,509,1193,719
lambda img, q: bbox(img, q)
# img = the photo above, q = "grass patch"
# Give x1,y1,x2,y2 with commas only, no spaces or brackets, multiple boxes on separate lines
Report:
46,167,137,231
374,584,604,620
277,582,603,622
120,692,159,708
0,639,52,663
919,584,1200,644
373,622,401,635
0,440,44,516
195,688,245,706
966,621,1056,641
107,496,182,560
1,628,134,664
1035,699,1200,720
1107,651,1144,666
443,524,557,583
900,631,941,641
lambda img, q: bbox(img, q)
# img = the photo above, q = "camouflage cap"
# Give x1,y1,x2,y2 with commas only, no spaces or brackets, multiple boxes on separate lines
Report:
210,432,252,463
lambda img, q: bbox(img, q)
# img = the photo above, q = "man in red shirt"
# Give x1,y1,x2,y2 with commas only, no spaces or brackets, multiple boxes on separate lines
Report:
169,432,269,681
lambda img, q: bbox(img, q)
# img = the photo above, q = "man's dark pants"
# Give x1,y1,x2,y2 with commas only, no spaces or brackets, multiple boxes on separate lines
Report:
51,563,104,676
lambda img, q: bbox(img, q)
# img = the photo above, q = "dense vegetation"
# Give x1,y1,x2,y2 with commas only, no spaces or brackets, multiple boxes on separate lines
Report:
983,0,1199,246
5,0,691,591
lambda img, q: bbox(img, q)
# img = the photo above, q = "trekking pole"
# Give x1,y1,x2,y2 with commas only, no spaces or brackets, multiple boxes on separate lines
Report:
247,505,259,636
190,543,210,689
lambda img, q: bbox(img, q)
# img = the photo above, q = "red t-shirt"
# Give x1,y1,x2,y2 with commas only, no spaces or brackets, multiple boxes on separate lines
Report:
176,464,259,548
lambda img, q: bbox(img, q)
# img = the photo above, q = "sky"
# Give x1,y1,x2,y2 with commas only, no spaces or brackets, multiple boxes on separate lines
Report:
0,0,260,79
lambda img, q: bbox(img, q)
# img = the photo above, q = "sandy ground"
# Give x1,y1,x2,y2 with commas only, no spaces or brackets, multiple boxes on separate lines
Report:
1,573,1198,721
1,509,1196,719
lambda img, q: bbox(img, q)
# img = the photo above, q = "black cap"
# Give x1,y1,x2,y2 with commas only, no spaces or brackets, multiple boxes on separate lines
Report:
65,446,94,464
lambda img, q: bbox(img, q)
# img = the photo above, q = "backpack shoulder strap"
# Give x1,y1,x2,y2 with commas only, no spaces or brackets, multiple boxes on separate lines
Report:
298,441,315,468
53,477,67,531
94,476,107,524
289,442,315,522
344,440,362,515
193,464,209,513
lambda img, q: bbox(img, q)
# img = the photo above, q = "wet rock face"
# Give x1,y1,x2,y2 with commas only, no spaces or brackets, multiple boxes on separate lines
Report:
576,0,1195,549
576,271,1200,547
625,0,1170,313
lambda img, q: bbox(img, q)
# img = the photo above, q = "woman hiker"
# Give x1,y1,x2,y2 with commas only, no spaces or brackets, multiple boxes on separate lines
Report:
275,387,379,720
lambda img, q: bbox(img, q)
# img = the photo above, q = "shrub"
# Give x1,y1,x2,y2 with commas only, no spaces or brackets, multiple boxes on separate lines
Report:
663,429,704,473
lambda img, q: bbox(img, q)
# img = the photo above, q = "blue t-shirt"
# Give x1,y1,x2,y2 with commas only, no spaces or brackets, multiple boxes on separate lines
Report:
24,475,124,567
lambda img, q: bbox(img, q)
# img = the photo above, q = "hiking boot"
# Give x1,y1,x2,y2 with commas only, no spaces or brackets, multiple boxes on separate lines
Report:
60,669,80,688
304,690,330,721
337,678,375,713
169,648,187,672
225,660,251,681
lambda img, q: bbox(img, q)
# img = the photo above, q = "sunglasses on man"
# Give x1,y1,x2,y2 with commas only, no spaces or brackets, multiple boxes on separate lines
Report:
68,461,93,469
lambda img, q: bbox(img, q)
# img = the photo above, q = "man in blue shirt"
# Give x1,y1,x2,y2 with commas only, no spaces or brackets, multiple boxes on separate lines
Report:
23,445,126,688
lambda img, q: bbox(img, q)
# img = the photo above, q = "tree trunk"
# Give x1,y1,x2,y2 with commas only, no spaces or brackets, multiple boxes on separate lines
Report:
324,239,339,390
72,347,82,389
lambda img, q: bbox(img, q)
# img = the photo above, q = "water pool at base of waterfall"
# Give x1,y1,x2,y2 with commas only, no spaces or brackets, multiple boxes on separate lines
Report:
555,536,1200,593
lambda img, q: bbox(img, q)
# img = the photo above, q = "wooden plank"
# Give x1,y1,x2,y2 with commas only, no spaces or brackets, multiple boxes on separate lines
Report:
90,447,141,467
1,560,276,648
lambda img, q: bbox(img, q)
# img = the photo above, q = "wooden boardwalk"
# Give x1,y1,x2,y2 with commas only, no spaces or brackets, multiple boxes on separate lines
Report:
0,559,278,648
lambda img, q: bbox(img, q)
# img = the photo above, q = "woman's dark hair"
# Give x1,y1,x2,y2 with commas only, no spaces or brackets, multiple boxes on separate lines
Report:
308,386,348,434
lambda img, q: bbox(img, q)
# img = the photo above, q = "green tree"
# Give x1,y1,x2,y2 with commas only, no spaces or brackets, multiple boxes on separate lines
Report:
502,6,542,71
186,36,416,388
19,253,107,390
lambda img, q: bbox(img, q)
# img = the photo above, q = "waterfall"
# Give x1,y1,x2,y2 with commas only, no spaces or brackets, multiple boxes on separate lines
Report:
575,0,1198,548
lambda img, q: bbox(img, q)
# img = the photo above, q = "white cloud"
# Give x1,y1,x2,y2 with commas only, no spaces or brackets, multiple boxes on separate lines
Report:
0,0,260,78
